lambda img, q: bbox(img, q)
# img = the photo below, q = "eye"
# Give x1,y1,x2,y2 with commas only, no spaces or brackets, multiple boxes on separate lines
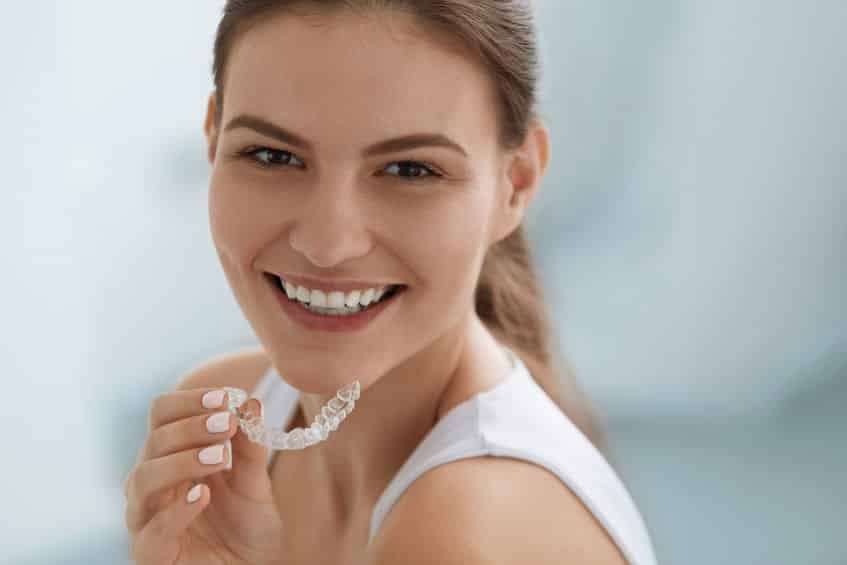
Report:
235,146,443,183
238,147,304,169
381,161,443,182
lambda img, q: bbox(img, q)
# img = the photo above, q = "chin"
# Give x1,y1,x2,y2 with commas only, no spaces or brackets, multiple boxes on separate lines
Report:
272,352,372,394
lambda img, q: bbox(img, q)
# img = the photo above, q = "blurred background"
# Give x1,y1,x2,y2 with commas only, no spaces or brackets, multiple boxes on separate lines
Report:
1,1,844,563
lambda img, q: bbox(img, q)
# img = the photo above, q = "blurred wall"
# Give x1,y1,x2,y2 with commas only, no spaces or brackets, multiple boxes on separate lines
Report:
0,1,844,564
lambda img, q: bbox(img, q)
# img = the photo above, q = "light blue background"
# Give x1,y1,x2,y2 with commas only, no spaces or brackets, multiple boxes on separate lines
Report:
1,2,844,564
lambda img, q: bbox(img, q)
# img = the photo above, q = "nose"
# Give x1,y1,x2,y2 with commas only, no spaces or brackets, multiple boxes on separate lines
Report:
288,180,373,268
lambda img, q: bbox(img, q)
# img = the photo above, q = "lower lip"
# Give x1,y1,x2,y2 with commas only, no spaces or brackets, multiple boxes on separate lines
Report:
267,275,405,333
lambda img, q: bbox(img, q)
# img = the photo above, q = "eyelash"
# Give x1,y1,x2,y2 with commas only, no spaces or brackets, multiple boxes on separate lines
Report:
235,146,444,182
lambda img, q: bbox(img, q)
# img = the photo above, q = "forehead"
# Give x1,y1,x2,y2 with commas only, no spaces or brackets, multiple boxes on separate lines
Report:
221,8,498,157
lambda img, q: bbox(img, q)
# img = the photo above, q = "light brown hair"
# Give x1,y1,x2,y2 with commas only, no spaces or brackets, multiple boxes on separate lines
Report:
211,0,608,452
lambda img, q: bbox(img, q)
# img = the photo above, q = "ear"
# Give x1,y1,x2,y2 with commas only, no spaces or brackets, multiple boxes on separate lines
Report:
490,120,551,245
204,91,219,164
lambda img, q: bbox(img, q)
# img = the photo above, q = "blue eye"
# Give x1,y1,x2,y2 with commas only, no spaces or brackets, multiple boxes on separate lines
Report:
236,146,443,183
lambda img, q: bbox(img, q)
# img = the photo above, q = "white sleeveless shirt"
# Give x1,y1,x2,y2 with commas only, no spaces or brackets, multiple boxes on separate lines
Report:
249,345,658,565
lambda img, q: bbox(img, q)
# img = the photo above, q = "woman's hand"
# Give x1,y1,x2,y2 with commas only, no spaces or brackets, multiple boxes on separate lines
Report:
124,388,283,564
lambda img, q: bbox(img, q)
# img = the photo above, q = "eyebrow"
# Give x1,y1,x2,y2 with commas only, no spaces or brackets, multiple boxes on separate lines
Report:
223,114,468,158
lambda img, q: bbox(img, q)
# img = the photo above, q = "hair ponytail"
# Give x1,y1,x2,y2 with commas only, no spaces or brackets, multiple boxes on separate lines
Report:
477,224,607,451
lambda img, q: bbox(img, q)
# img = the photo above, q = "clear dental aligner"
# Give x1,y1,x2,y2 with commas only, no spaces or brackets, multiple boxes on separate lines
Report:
222,381,360,450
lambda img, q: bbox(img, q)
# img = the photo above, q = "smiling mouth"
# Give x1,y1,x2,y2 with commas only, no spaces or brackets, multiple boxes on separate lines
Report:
264,273,407,315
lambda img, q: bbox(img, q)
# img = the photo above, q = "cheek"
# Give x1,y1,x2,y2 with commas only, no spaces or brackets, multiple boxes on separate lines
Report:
398,190,491,299
208,170,267,266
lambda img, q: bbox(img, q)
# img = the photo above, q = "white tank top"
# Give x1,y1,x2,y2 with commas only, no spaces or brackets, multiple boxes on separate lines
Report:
249,345,658,565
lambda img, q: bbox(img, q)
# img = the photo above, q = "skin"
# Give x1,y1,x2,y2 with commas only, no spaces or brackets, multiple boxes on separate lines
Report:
203,6,549,547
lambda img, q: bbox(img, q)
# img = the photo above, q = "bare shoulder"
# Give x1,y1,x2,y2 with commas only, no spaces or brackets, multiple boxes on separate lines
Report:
174,344,272,394
366,456,628,565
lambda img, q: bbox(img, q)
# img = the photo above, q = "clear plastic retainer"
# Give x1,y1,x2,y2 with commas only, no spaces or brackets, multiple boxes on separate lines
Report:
221,380,360,450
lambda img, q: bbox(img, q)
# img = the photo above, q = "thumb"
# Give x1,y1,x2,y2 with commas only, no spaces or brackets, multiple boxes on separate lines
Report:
225,398,274,501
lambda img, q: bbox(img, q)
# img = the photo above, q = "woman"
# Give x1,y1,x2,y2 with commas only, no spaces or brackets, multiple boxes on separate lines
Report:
124,1,658,563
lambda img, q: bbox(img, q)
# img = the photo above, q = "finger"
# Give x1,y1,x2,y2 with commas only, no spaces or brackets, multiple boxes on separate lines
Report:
143,409,237,461
130,481,210,565
125,444,230,532
148,388,231,432
133,403,237,508
226,398,274,501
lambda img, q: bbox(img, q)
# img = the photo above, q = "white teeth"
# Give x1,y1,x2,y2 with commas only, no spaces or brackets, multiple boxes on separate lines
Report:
359,288,375,307
345,290,362,307
309,289,327,307
284,280,297,300
296,286,310,302
327,291,346,308
277,276,398,310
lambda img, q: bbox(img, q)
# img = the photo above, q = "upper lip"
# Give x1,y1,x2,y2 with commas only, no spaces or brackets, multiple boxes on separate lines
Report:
267,272,404,293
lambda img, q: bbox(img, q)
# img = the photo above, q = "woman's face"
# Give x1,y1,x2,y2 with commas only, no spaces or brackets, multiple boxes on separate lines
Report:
205,9,523,392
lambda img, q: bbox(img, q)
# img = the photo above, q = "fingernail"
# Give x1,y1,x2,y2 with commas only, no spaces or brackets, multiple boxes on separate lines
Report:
206,411,231,433
223,439,232,472
202,390,225,409
199,444,225,465
186,483,203,503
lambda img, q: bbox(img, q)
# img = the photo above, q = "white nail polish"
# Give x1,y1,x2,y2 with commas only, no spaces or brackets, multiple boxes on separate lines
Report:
223,439,232,471
186,483,203,503
202,390,225,409
199,444,225,465
206,411,230,433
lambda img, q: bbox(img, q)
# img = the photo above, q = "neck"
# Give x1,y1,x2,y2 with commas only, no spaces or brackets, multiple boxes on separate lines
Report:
292,310,510,527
